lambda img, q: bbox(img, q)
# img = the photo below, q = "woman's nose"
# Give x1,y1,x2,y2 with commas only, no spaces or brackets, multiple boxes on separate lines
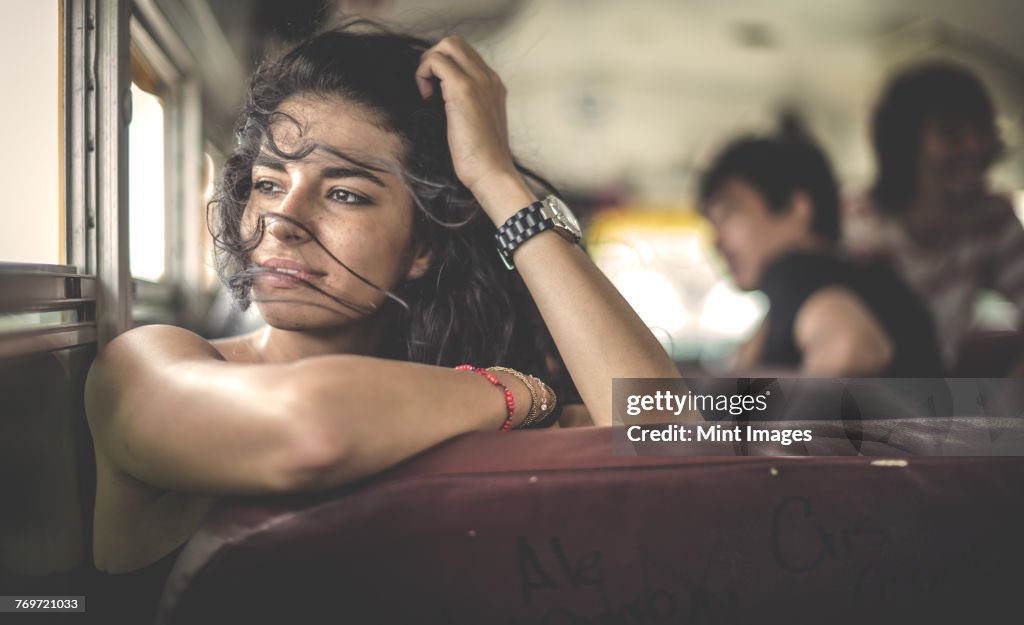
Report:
265,191,313,244
265,214,311,244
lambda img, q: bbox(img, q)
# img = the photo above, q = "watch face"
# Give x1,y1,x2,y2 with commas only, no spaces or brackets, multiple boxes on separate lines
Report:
545,196,582,238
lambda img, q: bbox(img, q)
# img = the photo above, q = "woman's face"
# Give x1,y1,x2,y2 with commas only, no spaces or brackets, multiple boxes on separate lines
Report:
917,116,999,203
242,93,429,330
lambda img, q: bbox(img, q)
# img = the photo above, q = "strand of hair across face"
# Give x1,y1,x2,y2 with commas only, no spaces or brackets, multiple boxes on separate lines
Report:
226,210,411,315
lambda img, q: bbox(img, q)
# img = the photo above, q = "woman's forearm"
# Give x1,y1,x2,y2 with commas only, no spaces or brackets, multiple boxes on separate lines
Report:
289,355,529,490
518,235,681,425
472,173,682,426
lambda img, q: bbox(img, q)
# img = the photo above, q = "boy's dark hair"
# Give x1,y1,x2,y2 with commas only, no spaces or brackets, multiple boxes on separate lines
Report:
699,135,841,242
869,62,999,212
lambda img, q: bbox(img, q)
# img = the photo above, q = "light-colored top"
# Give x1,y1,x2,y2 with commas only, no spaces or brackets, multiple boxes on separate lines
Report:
843,193,1024,366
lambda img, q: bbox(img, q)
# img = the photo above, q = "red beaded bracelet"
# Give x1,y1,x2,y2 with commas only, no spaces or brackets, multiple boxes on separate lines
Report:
454,364,515,431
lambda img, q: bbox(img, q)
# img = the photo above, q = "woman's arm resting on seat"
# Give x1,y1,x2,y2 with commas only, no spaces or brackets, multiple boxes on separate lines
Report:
86,325,527,495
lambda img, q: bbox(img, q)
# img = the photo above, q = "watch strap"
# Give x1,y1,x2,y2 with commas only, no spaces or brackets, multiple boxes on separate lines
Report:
495,200,555,270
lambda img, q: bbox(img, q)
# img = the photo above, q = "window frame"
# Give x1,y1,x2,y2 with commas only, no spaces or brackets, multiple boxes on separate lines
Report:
128,1,203,325
0,262,97,360
0,0,128,360
2,0,195,358
2,0,240,358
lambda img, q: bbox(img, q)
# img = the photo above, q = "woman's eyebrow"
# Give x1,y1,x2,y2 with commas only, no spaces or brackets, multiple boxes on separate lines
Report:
253,154,387,188
253,155,289,172
321,166,386,188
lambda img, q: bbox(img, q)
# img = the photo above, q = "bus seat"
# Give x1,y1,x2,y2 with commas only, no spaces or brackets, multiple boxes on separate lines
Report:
155,420,1024,625
0,347,96,601
951,330,1024,377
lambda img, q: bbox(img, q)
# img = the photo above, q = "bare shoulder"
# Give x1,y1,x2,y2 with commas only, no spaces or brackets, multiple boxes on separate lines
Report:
796,286,881,338
86,325,219,418
94,324,221,367
796,286,892,375
800,286,864,316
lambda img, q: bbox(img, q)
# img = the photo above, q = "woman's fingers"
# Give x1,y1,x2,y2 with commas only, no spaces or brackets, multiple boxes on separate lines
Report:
414,34,521,203
416,35,502,100
434,35,500,87
415,49,469,100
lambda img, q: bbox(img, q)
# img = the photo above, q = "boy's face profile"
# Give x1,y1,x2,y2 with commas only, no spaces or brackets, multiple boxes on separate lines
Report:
704,178,810,291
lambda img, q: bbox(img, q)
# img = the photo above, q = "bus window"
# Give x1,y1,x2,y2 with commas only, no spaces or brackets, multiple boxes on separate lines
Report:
128,82,166,282
0,0,60,265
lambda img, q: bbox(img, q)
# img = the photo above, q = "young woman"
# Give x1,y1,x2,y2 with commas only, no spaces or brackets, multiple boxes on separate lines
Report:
84,25,679,621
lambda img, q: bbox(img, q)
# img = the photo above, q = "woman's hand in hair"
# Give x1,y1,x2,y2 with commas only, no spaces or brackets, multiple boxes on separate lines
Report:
415,35,533,222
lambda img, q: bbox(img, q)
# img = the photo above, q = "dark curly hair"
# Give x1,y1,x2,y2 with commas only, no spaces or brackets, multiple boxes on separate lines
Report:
869,61,1002,213
207,23,580,418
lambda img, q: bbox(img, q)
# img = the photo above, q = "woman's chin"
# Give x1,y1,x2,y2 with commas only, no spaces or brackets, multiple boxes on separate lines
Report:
255,301,361,329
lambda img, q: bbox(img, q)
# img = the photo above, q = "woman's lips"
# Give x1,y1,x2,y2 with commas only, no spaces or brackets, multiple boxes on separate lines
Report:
257,258,324,288
258,272,305,288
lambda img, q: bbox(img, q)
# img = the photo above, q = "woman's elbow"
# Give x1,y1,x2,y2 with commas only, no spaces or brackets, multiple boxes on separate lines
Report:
266,386,354,493
269,421,353,493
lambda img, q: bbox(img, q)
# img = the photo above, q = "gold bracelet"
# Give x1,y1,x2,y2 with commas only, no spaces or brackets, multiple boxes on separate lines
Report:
486,367,538,428
530,375,557,426
519,373,555,428
520,376,546,428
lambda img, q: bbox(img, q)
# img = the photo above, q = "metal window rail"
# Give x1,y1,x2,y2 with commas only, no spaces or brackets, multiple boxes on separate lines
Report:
64,0,132,348
0,263,97,360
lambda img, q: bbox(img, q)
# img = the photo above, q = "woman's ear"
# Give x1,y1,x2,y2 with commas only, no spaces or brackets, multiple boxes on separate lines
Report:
405,242,433,281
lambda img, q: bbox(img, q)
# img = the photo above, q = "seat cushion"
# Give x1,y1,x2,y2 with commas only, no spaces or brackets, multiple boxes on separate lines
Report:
156,421,1024,625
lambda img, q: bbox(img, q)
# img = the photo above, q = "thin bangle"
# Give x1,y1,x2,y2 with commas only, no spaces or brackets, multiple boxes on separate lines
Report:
454,364,515,431
529,374,558,427
487,366,538,428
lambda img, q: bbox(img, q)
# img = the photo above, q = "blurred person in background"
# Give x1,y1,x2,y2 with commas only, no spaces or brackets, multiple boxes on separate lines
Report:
845,62,1024,370
700,135,943,377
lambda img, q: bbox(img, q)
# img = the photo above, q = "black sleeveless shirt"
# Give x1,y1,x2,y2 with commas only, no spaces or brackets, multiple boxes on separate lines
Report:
758,250,944,377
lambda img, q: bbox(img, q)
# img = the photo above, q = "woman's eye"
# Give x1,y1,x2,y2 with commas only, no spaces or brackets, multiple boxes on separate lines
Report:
329,189,370,205
253,180,283,194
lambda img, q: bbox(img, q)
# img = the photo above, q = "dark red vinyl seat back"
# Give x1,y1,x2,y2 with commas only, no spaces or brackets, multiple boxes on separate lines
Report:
156,421,1024,625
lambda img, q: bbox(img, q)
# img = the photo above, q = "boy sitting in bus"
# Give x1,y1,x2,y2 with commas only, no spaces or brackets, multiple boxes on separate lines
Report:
699,135,943,377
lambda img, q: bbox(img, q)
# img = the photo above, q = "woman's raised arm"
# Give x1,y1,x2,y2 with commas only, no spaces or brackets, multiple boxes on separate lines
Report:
86,325,531,495
416,36,682,425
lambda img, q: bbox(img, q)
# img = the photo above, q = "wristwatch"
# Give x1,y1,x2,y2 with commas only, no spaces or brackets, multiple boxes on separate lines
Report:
495,195,582,270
